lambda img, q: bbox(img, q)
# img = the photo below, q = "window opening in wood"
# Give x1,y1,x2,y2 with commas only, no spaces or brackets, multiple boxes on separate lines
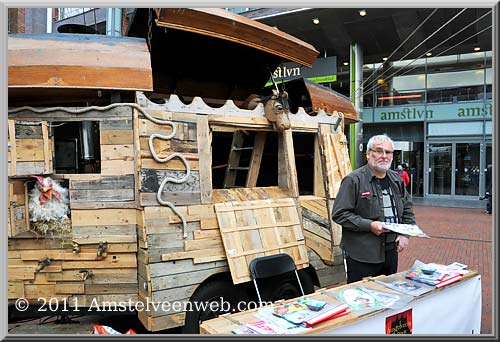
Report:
293,132,315,195
211,130,278,189
53,121,101,174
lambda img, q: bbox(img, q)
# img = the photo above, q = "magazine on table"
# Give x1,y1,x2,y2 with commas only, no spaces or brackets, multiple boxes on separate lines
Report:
335,287,385,312
243,319,287,334
271,297,349,327
382,223,430,238
255,307,311,334
357,286,413,309
374,277,434,297
405,260,465,287
231,325,259,334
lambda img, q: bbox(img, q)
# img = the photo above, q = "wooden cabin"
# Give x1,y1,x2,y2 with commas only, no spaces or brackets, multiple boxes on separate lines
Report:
8,8,358,333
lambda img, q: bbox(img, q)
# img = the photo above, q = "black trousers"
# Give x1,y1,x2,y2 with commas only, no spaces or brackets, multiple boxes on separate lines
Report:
344,246,398,284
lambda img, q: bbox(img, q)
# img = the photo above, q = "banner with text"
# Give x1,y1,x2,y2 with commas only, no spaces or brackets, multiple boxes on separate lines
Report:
267,56,337,86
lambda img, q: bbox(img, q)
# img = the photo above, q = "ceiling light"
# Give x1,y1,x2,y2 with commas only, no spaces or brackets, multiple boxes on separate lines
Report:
474,47,481,51
382,57,388,61
426,52,432,56
359,10,367,16
343,62,349,66
312,18,320,25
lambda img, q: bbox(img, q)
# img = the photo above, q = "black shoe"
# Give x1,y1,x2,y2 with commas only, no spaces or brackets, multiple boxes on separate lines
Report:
485,211,492,215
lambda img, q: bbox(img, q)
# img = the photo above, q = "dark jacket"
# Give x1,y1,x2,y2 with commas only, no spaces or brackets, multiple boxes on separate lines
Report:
332,164,416,263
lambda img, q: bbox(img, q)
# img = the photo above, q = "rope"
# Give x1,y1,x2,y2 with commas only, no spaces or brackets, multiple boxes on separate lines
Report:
8,102,191,238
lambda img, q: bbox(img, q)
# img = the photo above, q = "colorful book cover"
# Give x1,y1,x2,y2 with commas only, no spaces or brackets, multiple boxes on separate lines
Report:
335,287,384,312
358,286,402,307
245,320,286,334
386,309,413,334
275,302,348,326
382,223,430,238
231,325,259,334
303,304,350,327
272,302,308,317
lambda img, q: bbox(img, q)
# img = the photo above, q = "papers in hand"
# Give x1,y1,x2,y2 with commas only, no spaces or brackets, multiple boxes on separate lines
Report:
382,223,430,238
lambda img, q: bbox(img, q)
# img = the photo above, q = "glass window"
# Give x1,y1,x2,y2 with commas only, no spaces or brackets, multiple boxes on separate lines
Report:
58,8,93,20
427,69,485,88
485,68,492,84
392,74,426,91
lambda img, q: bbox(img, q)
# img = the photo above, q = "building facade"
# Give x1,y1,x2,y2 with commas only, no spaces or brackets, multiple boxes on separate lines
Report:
362,51,492,199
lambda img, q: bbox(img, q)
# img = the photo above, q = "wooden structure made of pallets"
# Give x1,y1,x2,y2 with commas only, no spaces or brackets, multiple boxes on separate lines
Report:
7,10,357,332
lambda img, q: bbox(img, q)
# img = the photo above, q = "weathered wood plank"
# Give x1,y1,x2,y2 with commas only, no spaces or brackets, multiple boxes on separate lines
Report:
148,259,225,278
55,283,85,294
141,158,199,171
15,122,42,139
8,120,17,175
161,247,225,263
100,119,133,131
70,188,135,203
140,192,201,206
42,122,51,174
71,224,137,238
100,160,135,175
246,131,266,187
70,175,135,190
15,139,44,160
100,129,134,145
184,238,223,251
45,268,137,284
100,144,134,161
138,310,185,332
9,106,133,121
61,253,137,269
84,283,137,294
314,135,326,197
140,169,200,193
71,209,137,226
196,115,212,204
151,266,227,291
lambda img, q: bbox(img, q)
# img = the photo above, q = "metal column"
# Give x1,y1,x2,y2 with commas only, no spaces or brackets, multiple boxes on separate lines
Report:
350,43,364,169
106,8,122,37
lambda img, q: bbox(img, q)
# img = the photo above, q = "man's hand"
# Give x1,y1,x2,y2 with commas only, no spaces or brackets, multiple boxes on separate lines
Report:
396,235,410,252
370,221,390,235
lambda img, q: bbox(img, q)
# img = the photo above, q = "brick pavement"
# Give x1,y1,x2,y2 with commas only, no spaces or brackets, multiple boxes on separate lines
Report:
398,205,493,334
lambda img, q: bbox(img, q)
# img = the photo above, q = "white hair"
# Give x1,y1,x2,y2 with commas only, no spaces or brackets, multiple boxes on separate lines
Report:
366,134,394,153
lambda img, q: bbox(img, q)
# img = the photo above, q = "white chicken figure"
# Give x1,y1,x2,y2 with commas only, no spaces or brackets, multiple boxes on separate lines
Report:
29,176,70,222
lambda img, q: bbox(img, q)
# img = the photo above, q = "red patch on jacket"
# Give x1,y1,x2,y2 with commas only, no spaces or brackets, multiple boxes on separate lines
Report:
361,191,371,197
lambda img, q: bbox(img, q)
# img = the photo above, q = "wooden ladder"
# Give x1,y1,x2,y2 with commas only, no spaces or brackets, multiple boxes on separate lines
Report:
223,131,267,189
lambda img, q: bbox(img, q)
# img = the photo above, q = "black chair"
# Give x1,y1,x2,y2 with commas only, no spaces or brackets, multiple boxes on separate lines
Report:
249,253,304,304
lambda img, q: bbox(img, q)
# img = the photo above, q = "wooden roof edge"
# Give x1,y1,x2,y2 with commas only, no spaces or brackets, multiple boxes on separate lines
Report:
135,91,351,126
154,8,319,68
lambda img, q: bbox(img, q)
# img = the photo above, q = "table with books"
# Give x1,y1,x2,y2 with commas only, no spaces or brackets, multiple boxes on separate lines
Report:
200,261,481,335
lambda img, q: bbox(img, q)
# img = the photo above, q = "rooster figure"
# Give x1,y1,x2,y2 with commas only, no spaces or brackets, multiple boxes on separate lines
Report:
29,176,70,222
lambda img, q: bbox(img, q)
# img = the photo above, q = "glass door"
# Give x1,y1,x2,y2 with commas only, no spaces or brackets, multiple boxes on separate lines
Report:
428,144,452,195
455,143,480,196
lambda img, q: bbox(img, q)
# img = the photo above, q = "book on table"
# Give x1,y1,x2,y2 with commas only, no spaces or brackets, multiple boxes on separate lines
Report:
405,260,465,287
374,277,434,297
244,320,286,334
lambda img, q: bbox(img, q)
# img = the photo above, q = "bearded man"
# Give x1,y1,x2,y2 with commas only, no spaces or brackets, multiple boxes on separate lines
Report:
332,134,416,283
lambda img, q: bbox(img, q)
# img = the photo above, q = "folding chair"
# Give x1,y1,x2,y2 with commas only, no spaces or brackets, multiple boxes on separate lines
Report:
249,253,304,304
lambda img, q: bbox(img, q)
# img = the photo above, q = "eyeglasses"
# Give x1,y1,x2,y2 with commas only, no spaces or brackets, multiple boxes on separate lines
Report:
370,148,394,157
